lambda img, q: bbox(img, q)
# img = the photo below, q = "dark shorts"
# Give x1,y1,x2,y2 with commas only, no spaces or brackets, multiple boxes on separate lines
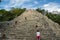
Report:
36,36,40,39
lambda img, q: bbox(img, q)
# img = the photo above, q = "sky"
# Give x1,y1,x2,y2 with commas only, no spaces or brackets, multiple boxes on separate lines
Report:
0,0,60,12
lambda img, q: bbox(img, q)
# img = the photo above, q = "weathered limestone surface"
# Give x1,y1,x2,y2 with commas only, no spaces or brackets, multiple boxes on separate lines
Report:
0,10,60,40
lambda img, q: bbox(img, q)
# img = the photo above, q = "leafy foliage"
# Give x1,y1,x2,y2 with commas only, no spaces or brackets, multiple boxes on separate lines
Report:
46,13,60,25
36,8,47,15
36,8,60,25
0,8,26,21
0,8,60,25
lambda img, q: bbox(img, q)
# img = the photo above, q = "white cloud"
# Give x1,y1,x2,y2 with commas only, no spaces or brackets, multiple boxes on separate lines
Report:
1,0,48,10
43,2,60,12
44,4,49,7
21,4,37,9
3,0,39,10
3,0,31,9
34,1,38,4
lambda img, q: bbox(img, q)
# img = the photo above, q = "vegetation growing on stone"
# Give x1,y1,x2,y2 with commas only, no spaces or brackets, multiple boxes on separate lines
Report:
0,10,60,40
0,8,60,25
36,8,60,25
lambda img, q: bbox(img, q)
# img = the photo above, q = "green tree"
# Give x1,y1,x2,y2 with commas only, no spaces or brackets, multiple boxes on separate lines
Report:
0,8,26,21
10,8,26,17
36,8,46,15
36,8,60,25
46,13,60,25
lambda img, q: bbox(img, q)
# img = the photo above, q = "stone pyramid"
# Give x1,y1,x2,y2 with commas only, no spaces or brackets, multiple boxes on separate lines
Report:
3,10,60,40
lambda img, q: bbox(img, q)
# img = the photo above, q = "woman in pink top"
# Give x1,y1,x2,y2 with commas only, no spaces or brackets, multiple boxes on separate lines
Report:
36,30,41,40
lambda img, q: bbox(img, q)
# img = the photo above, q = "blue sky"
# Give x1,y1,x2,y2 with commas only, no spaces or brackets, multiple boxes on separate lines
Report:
0,0,60,12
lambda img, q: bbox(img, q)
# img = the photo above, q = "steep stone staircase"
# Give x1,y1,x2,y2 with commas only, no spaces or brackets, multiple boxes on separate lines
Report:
0,10,60,40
